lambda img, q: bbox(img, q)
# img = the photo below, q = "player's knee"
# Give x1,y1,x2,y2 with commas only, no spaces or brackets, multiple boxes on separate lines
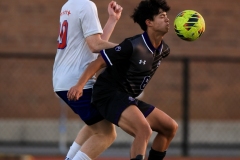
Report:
109,128,117,142
166,119,178,139
103,125,117,143
137,123,152,140
145,125,152,139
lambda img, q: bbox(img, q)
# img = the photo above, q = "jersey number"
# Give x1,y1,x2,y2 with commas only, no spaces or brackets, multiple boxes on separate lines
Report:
58,20,68,49
140,76,151,90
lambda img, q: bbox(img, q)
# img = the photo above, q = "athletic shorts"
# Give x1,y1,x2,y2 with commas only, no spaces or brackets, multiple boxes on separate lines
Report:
56,89,104,125
92,89,155,126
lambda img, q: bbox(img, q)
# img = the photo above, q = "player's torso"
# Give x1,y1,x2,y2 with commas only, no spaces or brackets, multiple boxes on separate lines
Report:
55,0,101,66
58,0,86,53
128,37,162,76
123,35,164,96
53,0,100,91
101,34,168,97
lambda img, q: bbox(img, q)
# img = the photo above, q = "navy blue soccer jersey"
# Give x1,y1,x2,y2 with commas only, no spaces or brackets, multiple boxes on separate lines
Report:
97,32,170,97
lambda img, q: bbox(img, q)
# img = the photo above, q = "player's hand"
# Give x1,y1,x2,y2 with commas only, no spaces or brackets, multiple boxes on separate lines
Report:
67,85,83,101
108,1,123,21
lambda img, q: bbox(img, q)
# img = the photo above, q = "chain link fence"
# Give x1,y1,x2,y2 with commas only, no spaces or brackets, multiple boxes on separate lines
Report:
0,53,239,157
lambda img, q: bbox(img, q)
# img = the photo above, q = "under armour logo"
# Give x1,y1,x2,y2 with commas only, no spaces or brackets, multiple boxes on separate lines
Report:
115,46,121,51
139,60,146,65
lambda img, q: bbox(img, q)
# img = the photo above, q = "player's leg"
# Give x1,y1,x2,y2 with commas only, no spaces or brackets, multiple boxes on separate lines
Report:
79,119,116,159
75,125,93,145
118,105,152,159
93,90,153,159
146,107,178,160
65,125,93,160
57,89,116,160
57,90,95,160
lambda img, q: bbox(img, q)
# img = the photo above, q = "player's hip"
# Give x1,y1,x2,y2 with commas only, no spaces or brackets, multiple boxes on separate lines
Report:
56,89,103,125
92,89,155,126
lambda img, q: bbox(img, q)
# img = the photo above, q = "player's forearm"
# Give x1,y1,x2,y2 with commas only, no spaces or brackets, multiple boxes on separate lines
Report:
76,57,106,88
96,40,118,52
101,17,118,41
101,0,122,41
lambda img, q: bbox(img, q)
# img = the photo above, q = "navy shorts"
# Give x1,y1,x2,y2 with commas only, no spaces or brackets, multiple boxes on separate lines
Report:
92,89,155,126
56,89,104,125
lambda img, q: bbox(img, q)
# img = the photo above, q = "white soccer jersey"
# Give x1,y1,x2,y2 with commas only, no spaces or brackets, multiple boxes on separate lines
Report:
53,0,103,91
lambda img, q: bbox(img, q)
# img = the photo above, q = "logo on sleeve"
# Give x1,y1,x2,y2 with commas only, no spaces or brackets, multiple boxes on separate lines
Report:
128,96,135,101
115,46,121,51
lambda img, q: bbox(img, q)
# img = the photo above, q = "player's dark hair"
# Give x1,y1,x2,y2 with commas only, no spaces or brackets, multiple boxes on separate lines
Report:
131,0,170,31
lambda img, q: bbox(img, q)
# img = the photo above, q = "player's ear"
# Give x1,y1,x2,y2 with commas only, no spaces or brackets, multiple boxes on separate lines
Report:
145,19,153,27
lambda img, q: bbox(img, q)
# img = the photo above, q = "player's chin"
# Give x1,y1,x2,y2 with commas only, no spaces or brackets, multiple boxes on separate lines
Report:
164,27,169,33
166,25,170,29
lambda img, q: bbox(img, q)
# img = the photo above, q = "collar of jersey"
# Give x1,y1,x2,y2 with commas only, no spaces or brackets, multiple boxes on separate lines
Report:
142,32,162,54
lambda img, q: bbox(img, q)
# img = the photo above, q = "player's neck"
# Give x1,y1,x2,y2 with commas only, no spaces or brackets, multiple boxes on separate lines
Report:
146,31,163,49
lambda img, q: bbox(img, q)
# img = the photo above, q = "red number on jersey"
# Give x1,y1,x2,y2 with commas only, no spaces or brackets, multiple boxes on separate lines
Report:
58,20,68,49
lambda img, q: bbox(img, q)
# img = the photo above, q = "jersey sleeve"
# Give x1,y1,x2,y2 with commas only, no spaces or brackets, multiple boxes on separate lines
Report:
100,39,133,67
80,1,103,38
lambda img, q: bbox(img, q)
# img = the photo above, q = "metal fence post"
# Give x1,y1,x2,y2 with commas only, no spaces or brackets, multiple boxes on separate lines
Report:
59,98,68,154
182,58,190,156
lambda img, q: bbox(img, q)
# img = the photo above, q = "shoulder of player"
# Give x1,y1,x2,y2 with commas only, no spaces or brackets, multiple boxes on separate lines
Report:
123,34,143,48
86,0,96,6
125,34,142,42
64,0,95,12
161,40,170,52
78,0,96,11
120,36,139,50
161,40,170,58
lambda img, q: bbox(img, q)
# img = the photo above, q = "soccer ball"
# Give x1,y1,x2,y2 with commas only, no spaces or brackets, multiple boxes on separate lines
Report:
174,10,205,41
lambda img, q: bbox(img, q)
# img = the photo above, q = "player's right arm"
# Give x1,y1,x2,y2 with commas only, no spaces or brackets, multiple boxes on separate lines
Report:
86,34,118,53
67,55,106,101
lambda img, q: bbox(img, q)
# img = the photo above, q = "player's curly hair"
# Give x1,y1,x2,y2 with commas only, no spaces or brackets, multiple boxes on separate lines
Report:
131,0,170,31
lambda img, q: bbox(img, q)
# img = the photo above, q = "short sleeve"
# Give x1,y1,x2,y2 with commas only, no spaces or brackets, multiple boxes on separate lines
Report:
80,1,103,38
100,39,133,66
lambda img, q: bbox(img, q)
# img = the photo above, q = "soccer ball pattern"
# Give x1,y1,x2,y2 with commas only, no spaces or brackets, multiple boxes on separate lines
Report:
174,10,205,41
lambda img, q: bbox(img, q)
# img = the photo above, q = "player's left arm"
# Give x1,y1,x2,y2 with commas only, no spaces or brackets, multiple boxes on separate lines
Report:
67,56,106,101
101,1,123,41
85,2,122,53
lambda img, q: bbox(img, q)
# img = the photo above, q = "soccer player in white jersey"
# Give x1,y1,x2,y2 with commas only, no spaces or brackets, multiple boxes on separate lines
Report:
52,0,122,159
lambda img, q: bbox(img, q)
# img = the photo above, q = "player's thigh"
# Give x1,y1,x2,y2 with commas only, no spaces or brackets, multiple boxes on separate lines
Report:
146,107,177,133
118,105,151,137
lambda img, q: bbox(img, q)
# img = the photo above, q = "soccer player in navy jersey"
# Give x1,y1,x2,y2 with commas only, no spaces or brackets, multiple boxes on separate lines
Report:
68,0,178,159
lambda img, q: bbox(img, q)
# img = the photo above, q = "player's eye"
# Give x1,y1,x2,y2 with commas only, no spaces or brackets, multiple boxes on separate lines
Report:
159,13,167,18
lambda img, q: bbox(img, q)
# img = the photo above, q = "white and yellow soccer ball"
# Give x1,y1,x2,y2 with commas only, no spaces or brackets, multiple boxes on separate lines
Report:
174,10,205,41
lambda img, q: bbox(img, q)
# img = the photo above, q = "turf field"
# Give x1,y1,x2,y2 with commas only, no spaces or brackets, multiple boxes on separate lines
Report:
1,155,239,160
